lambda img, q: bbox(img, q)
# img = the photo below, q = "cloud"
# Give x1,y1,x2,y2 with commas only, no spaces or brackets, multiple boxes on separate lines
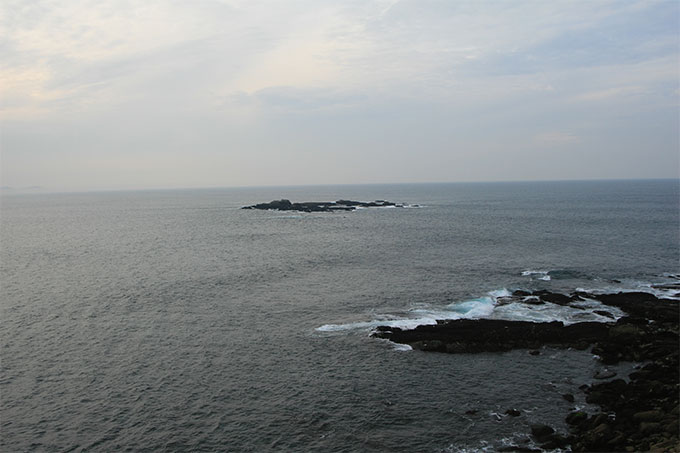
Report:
573,86,647,102
534,132,580,146
3,0,678,117
1,0,678,189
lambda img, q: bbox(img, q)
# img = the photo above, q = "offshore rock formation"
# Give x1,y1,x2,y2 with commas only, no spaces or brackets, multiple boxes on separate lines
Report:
372,291,679,452
242,199,409,212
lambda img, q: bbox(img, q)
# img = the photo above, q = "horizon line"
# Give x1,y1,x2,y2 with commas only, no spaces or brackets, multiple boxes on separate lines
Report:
1,176,678,196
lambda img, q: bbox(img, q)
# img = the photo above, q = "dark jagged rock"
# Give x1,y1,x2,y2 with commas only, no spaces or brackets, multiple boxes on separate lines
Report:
539,433,571,450
590,291,679,323
593,310,615,319
594,369,617,379
530,424,555,443
372,319,610,353
371,291,679,452
533,290,573,306
566,411,588,426
498,446,541,452
242,199,405,212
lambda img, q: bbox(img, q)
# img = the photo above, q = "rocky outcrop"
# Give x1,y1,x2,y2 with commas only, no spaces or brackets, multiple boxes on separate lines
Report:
373,319,610,353
371,291,679,452
242,199,409,212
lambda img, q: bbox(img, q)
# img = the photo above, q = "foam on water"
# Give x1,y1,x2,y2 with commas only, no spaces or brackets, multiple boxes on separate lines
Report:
316,317,439,332
491,298,626,325
522,270,551,281
315,289,504,333
391,343,413,351
576,275,680,301
316,284,646,334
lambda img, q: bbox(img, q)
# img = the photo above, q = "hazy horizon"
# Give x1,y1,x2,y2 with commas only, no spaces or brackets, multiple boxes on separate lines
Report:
2,0,679,192
2,176,678,196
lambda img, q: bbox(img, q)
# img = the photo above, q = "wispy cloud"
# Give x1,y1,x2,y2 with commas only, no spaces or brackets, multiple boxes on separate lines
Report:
1,0,678,189
534,132,580,146
573,86,647,102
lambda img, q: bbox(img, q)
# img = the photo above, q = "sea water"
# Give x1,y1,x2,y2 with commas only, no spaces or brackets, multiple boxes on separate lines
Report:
1,180,678,452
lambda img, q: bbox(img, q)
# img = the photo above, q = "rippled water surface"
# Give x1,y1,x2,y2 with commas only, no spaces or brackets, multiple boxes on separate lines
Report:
2,180,678,452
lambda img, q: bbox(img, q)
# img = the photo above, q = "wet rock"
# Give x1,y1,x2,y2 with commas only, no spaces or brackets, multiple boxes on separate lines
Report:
664,419,679,435
498,446,541,452
592,292,679,323
505,409,521,417
539,433,570,450
593,310,615,319
594,369,617,379
585,379,627,405
530,424,555,443
372,319,610,353
566,411,588,426
579,422,614,448
533,290,573,306
562,393,575,403
633,410,663,422
650,438,680,451
639,422,661,435
608,324,644,339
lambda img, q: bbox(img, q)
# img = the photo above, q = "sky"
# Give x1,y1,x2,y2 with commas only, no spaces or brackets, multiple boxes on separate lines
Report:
1,0,678,192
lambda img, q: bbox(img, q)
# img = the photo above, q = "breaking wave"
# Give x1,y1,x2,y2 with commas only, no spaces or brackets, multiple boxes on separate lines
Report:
522,270,551,281
315,288,625,334
316,275,680,335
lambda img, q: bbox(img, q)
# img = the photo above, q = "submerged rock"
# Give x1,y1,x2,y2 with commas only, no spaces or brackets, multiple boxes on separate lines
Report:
530,424,555,443
562,393,575,403
594,369,617,379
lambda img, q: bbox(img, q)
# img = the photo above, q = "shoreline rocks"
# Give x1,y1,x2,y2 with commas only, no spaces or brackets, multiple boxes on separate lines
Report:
242,199,410,212
371,291,679,452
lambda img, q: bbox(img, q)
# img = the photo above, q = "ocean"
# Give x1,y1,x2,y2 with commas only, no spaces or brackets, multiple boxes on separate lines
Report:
1,179,678,452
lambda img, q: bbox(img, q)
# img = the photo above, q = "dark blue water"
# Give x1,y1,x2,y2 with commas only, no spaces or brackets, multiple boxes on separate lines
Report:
1,180,678,452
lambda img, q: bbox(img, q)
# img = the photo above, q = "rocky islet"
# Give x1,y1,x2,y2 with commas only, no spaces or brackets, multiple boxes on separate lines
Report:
242,199,412,212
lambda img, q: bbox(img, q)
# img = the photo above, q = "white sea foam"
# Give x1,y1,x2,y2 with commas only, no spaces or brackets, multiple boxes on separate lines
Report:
391,343,413,351
521,270,551,281
316,284,640,335
576,276,680,301
635,281,680,300
488,288,512,299
315,317,439,332
315,289,505,333
491,298,625,325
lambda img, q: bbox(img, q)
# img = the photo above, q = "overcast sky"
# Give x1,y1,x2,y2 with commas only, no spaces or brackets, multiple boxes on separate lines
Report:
1,0,678,191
